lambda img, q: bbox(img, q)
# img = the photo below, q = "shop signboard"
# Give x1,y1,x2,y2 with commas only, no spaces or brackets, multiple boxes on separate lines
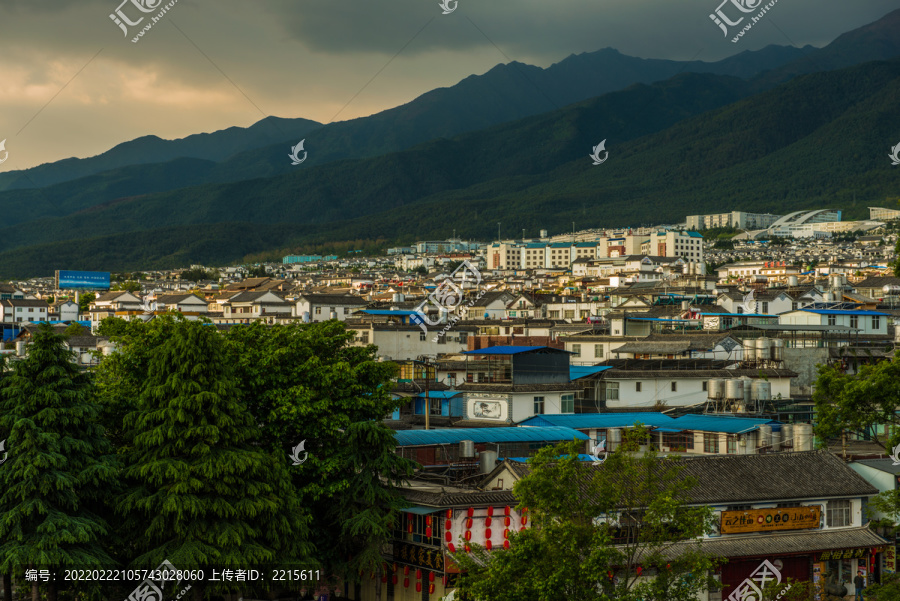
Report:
885,545,896,574
393,541,445,572
720,506,820,534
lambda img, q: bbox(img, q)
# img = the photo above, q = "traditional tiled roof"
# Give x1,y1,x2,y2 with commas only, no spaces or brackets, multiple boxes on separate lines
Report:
297,293,369,305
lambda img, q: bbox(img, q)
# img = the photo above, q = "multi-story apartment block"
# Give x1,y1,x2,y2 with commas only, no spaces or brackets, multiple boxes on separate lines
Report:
686,211,782,230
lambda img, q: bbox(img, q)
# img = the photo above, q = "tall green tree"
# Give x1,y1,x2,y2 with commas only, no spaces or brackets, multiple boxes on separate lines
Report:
0,324,118,601
223,321,417,583
78,292,96,314
109,318,312,597
454,432,717,601
812,353,900,453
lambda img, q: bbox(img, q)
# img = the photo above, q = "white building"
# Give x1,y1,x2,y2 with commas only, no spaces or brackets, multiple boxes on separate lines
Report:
0,299,50,323
294,293,369,322
779,309,889,336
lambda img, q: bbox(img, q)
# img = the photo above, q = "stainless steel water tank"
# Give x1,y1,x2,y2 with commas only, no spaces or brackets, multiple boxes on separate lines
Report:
770,429,781,451
743,339,757,362
795,424,813,451
781,424,794,449
460,440,475,458
479,450,498,474
758,424,772,449
771,338,784,361
756,337,771,360
708,379,724,400
725,379,744,400
752,380,772,401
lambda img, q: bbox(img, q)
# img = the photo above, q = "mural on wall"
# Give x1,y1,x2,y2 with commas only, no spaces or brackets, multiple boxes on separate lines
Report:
468,399,506,421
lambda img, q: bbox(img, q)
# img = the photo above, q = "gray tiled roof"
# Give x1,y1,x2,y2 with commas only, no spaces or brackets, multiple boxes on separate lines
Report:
649,526,888,560
401,488,517,508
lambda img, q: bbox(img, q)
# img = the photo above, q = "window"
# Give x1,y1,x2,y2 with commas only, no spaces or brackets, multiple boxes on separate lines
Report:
564,310,575,319
605,382,619,401
827,314,836,326
571,344,581,357
850,315,858,329
703,433,719,453
343,307,349,314
727,436,737,454
315,307,322,315
702,381,708,392
671,382,677,392
737,306,743,314
458,332,468,344
360,331,369,344
549,310,560,318
534,396,545,414
420,332,426,341
561,394,574,413
594,344,604,358
761,302,769,314
826,499,851,527
636,382,642,392
873,316,881,330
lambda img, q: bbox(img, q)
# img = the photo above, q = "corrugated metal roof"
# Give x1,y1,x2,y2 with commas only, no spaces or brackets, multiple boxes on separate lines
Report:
518,413,678,429
363,309,419,316
393,426,589,446
569,366,613,380
668,415,780,434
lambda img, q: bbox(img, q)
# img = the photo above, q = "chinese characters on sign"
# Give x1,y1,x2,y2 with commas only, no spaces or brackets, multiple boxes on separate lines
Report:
818,548,867,561
884,545,896,574
720,506,820,534
393,542,445,571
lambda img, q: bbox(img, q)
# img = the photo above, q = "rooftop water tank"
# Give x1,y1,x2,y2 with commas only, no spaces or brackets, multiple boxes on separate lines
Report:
758,424,772,449
460,440,475,458
707,379,724,400
771,338,784,361
479,450,499,474
752,380,772,401
795,424,813,452
725,379,744,400
781,424,794,449
743,339,757,362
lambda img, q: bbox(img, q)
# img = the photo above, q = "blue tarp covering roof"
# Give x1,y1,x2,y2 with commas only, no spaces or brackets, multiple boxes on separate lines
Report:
519,413,677,429
462,346,567,355
518,413,780,434
803,309,889,316
570,366,613,380
393,426,588,446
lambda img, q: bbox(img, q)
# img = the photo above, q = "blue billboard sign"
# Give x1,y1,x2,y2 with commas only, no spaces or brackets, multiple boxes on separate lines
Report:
55,270,111,290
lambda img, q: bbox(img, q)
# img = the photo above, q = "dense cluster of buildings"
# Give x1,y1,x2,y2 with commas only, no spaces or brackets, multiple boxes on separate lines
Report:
4,211,900,600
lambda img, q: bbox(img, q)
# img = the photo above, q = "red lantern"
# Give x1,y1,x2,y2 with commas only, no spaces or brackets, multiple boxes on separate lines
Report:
485,528,492,539
429,572,435,582
408,512,414,521
503,540,510,549
404,577,409,588
445,531,452,542
426,515,432,526
416,569,422,580
503,529,510,539
393,563,398,572
426,527,432,537
521,515,528,525
392,575,398,585
404,566,410,576
523,507,528,513
637,566,643,576
445,520,452,530
520,526,526,532
467,507,474,517
486,540,493,550
504,516,511,527
504,505,511,515
466,518,473,529
408,522,413,533
488,506,494,516
448,543,456,553
446,509,452,519
429,584,436,594
416,583,422,593
485,517,492,527
464,530,472,541
465,545,471,553
381,575,388,583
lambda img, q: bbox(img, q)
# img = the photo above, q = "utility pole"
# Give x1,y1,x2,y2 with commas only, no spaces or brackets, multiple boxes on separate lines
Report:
424,360,431,431
497,222,501,242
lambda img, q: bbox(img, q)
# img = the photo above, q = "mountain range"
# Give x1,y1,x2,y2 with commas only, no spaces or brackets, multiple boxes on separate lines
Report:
0,9,899,277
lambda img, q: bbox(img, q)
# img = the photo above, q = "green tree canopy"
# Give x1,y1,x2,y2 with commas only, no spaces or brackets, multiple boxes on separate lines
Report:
453,432,717,601
223,321,416,580
78,292,96,313
107,318,313,581
0,324,118,601
95,316,130,338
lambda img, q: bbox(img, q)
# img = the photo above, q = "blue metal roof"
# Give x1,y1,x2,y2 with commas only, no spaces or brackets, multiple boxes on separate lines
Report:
362,309,419,316
570,366,613,380
687,231,704,238
629,317,692,322
668,415,780,434
393,426,588,446
803,309,889,316
409,390,462,399
462,346,566,355
519,413,678,429
505,454,598,462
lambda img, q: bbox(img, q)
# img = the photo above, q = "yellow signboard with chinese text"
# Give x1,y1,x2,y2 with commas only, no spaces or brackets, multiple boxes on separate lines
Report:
720,506,820,534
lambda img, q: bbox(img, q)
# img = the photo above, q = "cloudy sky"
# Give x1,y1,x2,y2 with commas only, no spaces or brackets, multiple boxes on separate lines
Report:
0,0,895,169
